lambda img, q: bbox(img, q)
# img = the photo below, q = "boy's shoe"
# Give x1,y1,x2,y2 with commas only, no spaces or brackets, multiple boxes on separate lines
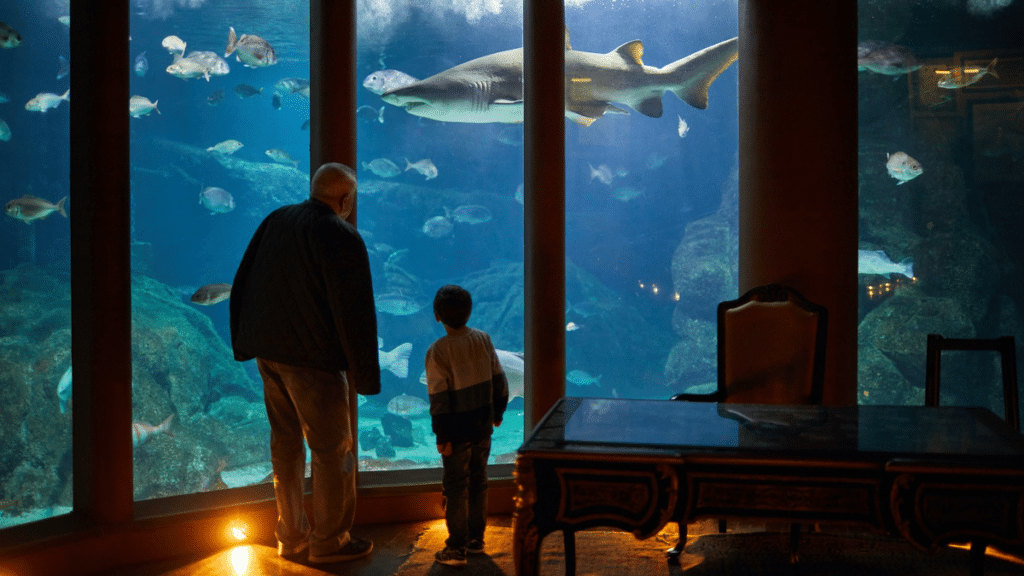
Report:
466,539,485,554
278,541,308,562
308,537,373,563
434,546,468,567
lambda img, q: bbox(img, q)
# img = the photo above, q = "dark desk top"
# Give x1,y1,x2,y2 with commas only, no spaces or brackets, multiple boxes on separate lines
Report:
521,398,1024,463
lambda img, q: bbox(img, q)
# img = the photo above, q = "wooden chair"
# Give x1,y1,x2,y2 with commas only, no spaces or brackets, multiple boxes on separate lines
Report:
925,334,1019,432
924,334,1020,576
667,284,828,563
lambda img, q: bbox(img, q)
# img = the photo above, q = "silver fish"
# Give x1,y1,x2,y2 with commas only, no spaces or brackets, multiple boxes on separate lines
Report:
133,51,148,77
161,35,186,56
404,158,438,180
205,139,243,154
129,95,159,117
25,90,70,113
0,118,10,142
362,69,419,95
379,342,412,379
199,187,235,214
857,41,921,76
374,293,422,316
386,393,429,417
588,163,614,185
677,114,689,137
190,283,232,305
422,215,453,238
858,250,914,279
885,151,923,185
5,195,68,223
567,369,601,386
265,148,299,167
225,27,277,68
233,84,262,98
57,367,72,413
451,204,492,224
362,158,401,178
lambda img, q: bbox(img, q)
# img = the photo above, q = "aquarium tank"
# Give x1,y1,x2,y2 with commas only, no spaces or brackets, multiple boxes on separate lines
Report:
856,0,1024,427
0,0,740,525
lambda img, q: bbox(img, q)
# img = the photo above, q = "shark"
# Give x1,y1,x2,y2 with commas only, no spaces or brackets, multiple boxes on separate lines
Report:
379,30,738,126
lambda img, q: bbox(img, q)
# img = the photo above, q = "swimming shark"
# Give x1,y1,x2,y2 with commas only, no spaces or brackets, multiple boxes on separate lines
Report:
379,31,738,125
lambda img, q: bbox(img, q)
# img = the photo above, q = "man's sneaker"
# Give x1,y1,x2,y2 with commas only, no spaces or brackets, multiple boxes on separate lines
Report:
466,539,485,554
434,546,468,567
308,537,373,563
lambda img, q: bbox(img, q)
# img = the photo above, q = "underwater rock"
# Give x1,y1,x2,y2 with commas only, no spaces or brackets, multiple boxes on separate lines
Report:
381,412,414,448
359,427,386,451
375,443,396,459
663,316,716,388
857,347,922,406
670,214,737,325
914,230,1002,324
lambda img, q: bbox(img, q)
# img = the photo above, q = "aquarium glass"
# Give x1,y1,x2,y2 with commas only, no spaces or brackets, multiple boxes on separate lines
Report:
356,3,527,472
857,0,1024,427
564,1,739,401
0,0,72,527
129,2,309,500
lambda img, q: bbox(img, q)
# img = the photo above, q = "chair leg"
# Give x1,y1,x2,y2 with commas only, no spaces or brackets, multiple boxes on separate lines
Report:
564,530,576,576
665,521,687,562
789,523,801,564
718,519,727,533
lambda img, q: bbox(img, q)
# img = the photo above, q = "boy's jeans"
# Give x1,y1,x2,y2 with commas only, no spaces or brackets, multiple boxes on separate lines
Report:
441,436,492,548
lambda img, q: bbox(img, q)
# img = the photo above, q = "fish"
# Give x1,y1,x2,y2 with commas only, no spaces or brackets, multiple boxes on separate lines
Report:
885,151,923,185
0,92,9,103
856,40,922,76
25,90,70,113
57,55,70,80
379,342,413,379
404,158,438,180
300,119,310,130
0,118,10,142
495,350,525,400
271,93,281,110
274,77,310,95
58,16,70,28
133,414,174,447
514,183,524,205
380,32,738,125
567,369,601,386
265,148,299,167
206,139,243,154
357,105,385,123
190,283,232,305
57,367,72,413
452,204,492,224
938,58,998,89
566,321,582,332
133,51,148,77
422,215,453,238
207,89,225,106
362,69,420,95
161,35,186,56
374,293,422,315
677,114,689,137
233,84,262,98
225,27,277,68
611,185,645,202
129,95,160,117
645,152,668,169
5,195,68,223
362,158,401,178
588,163,614,185
386,393,429,417
166,51,230,82
858,250,914,279
199,186,235,214
0,22,22,49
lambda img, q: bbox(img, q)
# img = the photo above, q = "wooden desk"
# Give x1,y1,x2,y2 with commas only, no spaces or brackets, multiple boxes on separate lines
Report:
512,398,1024,576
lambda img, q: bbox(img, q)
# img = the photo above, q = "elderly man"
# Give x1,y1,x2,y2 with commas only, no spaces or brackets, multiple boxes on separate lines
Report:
230,163,380,563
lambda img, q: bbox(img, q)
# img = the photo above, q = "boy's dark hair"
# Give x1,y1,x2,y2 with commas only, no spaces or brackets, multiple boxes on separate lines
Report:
433,284,472,328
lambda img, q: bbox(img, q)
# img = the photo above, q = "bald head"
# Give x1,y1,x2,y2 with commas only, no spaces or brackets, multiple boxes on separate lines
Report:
311,163,357,219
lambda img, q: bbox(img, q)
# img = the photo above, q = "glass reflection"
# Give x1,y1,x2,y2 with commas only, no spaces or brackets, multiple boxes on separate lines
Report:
857,0,1024,427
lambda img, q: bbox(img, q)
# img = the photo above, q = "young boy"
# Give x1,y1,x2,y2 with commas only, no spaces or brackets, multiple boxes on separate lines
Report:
424,285,509,567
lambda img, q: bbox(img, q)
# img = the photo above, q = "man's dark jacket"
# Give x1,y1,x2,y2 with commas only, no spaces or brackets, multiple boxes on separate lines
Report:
230,198,381,395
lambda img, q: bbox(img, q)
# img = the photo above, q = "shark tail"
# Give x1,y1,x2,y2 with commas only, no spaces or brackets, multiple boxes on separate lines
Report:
383,343,412,379
662,37,738,110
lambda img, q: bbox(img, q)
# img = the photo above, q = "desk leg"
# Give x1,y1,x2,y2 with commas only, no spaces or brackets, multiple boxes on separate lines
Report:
513,456,541,576
564,531,576,576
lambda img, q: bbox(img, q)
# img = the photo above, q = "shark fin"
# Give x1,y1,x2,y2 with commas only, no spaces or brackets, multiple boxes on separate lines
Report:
566,111,597,126
612,41,645,67
493,98,523,105
634,97,664,118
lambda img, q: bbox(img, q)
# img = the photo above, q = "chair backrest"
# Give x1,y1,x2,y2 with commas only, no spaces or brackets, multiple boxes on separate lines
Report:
718,284,828,405
925,334,1020,432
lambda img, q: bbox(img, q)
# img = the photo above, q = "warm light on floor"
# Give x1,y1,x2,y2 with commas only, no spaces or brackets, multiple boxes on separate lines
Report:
227,518,251,543
947,542,1024,566
229,545,254,576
